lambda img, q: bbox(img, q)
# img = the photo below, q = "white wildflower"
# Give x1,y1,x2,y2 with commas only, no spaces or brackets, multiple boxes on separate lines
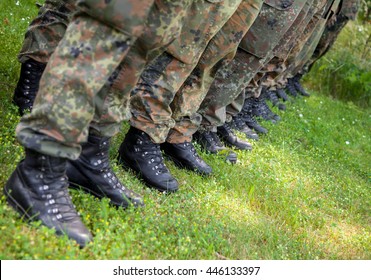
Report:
345,141,350,145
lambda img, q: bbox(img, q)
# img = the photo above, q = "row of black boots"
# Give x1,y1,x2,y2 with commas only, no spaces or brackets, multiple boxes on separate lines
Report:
6,58,310,247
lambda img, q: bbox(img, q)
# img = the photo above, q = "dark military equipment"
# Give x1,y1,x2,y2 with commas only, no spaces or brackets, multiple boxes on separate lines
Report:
286,78,299,97
161,142,212,176
217,122,253,150
252,90,281,123
231,114,260,140
13,59,46,115
193,131,238,164
4,149,93,248
67,134,144,208
266,89,286,110
276,88,289,101
292,73,310,96
118,127,179,192
239,98,268,134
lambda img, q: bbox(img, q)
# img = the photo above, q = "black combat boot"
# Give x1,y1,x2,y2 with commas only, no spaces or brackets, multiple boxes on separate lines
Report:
4,149,93,248
13,59,46,115
161,141,212,176
252,91,281,123
118,127,179,192
241,98,268,134
193,130,237,164
293,74,310,96
66,134,144,208
266,90,286,111
276,88,289,102
217,122,253,151
286,78,299,97
231,114,259,140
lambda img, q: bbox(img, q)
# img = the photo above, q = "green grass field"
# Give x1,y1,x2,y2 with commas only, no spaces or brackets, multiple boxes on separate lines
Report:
0,1,370,260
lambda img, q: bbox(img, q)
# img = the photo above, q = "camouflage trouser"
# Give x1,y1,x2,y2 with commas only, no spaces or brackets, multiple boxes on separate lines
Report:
304,0,361,73
92,0,194,127
130,0,243,143
272,0,341,85
166,0,264,143
256,0,319,91
304,14,349,72
18,0,193,130
235,0,330,96
18,0,77,64
197,0,309,130
16,0,155,160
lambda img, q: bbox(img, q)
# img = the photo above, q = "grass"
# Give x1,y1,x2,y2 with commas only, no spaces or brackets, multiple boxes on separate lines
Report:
305,19,371,108
0,0,370,260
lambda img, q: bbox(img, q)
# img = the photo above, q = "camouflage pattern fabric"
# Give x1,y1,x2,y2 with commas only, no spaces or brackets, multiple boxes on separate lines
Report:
287,0,342,77
339,0,360,20
273,0,342,85
91,0,194,130
16,1,155,160
255,0,327,90
130,0,242,143
304,0,360,72
166,0,264,143
76,0,154,37
254,0,316,91
18,0,193,128
197,0,309,131
18,0,77,64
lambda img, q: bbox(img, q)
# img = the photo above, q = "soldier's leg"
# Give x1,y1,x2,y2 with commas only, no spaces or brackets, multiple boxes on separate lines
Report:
297,5,356,95
121,0,242,186
279,0,338,96
94,0,194,193
129,0,242,143
14,0,77,115
167,0,263,155
91,0,193,138
259,0,316,100
198,0,309,142
5,0,154,246
227,89,260,140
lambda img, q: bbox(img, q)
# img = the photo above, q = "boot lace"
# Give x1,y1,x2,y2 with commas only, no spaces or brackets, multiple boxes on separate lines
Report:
19,61,45,100
232,115,246,130
222,122,234,135
203,131,223,148
93,139,127,191
267,90,279,105
286,79,298,96
183,142,202,162
37,173,80,222
135,138,169,176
